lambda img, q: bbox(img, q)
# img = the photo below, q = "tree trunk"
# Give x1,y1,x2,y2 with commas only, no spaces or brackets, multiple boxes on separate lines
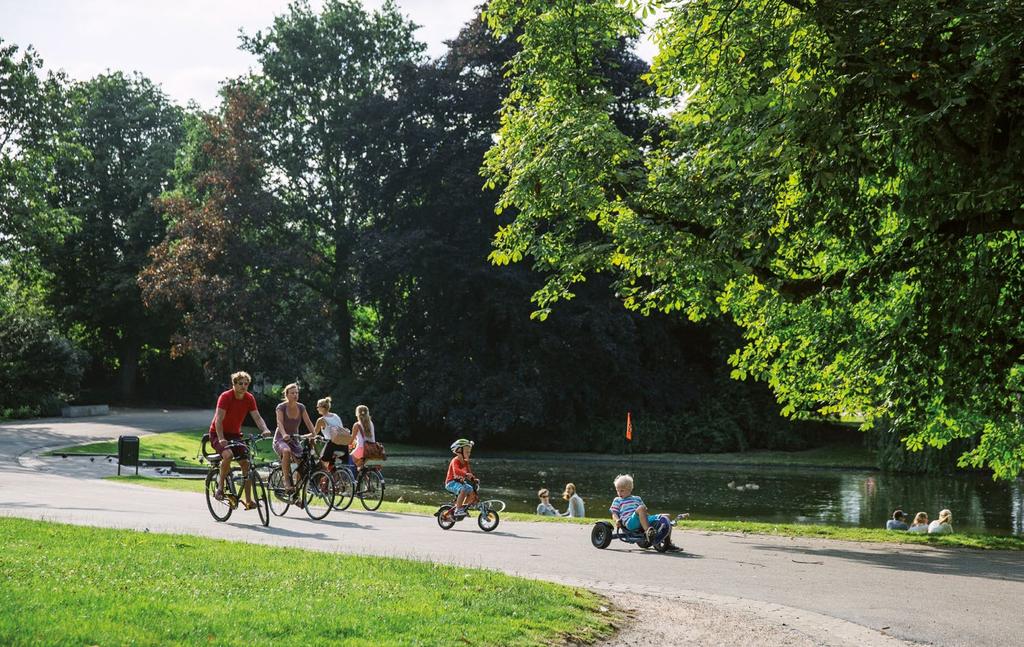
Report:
117,342,140,401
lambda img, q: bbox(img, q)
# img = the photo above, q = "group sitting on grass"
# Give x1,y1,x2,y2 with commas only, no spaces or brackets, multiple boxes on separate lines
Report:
886,508,954,534
535,484,587,518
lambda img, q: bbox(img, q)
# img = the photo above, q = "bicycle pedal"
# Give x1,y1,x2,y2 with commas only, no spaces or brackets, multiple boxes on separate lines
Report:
226,494,239,509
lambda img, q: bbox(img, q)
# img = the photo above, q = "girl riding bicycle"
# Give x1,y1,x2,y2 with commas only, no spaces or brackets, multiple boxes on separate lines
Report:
314,396,353,475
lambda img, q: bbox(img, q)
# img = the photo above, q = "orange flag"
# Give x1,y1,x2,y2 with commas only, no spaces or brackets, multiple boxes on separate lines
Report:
626,411,633,442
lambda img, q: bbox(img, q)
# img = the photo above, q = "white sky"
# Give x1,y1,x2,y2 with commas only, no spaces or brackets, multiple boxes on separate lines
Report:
1,0,657,109
0,1,482,108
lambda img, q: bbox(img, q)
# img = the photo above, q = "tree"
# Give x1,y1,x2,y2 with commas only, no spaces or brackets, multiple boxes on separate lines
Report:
0,40,87,412
141,84,324,384
483,1,1024,476
0,39,77,286
239,0,426,380
355,11,815,450
42,72,184,399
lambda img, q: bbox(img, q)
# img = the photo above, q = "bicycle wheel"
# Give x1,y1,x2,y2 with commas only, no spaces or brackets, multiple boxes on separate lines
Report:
303,470,335,520
250,469,270,527
267,466,291,517
357,469,384,511
436,505,456,530
204,468,232,522
331,468,355,511
478,508,500,532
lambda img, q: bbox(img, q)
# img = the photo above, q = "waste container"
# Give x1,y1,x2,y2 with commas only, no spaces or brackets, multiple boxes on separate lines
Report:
118,435,140,476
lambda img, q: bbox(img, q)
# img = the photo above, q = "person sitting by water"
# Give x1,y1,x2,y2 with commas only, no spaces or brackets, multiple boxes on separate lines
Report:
928,509,954,534
561,482,585,518
536,488,560,516
886,509,909,531
907,512,929,533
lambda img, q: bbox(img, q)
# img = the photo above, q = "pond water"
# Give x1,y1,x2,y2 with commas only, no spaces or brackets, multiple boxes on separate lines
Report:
380,455,1024,536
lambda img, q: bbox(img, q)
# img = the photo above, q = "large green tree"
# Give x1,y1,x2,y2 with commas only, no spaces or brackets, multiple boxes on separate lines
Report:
140,84,325,384
43,72,184,399
239,0,425,380
0,39,77,283
356,12,817,450
0,40,87,413
484,1,1024,476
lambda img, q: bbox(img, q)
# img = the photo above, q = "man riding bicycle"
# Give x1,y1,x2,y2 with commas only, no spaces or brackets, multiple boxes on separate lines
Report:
210,371,272,509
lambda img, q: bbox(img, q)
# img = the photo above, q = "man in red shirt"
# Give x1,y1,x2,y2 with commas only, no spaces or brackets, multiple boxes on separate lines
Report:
210,371,272,508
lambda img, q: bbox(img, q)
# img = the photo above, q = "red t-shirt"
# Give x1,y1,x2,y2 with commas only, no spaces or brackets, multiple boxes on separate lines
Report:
445,456,473,483
209,390,257,438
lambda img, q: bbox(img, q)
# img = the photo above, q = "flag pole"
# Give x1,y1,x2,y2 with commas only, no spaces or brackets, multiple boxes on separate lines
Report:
626,411,633,474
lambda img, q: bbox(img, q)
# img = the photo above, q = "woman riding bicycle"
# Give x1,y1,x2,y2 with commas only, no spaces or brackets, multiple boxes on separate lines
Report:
273,383,317,493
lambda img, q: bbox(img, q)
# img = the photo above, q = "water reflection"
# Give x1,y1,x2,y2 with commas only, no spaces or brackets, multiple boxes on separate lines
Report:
382,456,1024,536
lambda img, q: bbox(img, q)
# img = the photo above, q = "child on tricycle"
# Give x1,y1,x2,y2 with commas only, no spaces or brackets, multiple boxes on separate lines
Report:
592,473,681,552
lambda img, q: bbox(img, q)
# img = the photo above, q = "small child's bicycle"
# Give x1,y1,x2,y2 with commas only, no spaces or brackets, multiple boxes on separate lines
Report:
591,515,677,552
434,486,505,532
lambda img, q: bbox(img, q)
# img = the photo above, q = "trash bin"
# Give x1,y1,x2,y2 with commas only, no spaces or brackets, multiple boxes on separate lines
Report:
118,435,140,476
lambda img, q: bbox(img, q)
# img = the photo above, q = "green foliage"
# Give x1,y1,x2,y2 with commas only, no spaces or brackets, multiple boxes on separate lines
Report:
484,1,1024,477
0,39,79,272
38,71,184,400
0,304,85,417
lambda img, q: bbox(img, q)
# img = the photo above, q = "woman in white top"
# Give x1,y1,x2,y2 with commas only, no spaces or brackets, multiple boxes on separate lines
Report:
350,404,376,468
928,509,954,534
561,482,586,518
313,396,352,472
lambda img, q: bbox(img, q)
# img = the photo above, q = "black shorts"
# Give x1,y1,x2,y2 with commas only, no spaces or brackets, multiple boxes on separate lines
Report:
320,440,349,464
212,435,250,461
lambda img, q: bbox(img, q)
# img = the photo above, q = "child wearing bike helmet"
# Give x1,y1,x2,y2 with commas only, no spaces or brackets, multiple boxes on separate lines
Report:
445,438,478,519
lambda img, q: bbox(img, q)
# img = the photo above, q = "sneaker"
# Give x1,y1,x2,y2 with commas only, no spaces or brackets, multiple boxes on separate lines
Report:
453,507,468,519
645,526,658,543
662,542,683,552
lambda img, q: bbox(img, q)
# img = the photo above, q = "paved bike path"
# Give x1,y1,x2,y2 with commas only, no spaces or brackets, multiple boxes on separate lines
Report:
2,411,1022,647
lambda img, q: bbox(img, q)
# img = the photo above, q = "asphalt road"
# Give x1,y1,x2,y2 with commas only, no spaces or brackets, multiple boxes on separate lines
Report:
2,410,1022,646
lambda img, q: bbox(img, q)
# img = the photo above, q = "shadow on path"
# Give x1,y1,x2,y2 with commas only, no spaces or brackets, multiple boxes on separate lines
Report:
751,543,1024,583
228,522,332,541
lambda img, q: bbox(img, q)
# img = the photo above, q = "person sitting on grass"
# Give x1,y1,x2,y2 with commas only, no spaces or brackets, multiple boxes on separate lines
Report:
536,488,559,516
445,438,478,519
907,512,929,533
886,509,909,531
561,482,586,518
928,509,954,535
609,474,680,551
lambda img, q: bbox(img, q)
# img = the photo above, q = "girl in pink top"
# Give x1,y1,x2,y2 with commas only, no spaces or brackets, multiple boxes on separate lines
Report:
350,404,376,468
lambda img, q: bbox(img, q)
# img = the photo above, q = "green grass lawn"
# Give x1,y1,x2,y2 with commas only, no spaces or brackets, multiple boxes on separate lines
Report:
0,516,614,647
109,475,1024,551
46,434,452,468
46,428,214,466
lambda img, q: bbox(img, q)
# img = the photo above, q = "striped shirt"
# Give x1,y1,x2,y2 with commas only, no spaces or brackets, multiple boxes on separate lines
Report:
609,495,644,522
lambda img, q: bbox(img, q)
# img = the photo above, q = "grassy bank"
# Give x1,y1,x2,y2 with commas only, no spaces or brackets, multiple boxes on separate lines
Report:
109,476,1024,551
0,516,613,646
53,429,876,470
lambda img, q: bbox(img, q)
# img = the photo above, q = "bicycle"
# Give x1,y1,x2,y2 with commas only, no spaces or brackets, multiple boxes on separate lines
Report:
350,462,385,511
265,436,336,520
201,433,270,527
434,481,503,532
